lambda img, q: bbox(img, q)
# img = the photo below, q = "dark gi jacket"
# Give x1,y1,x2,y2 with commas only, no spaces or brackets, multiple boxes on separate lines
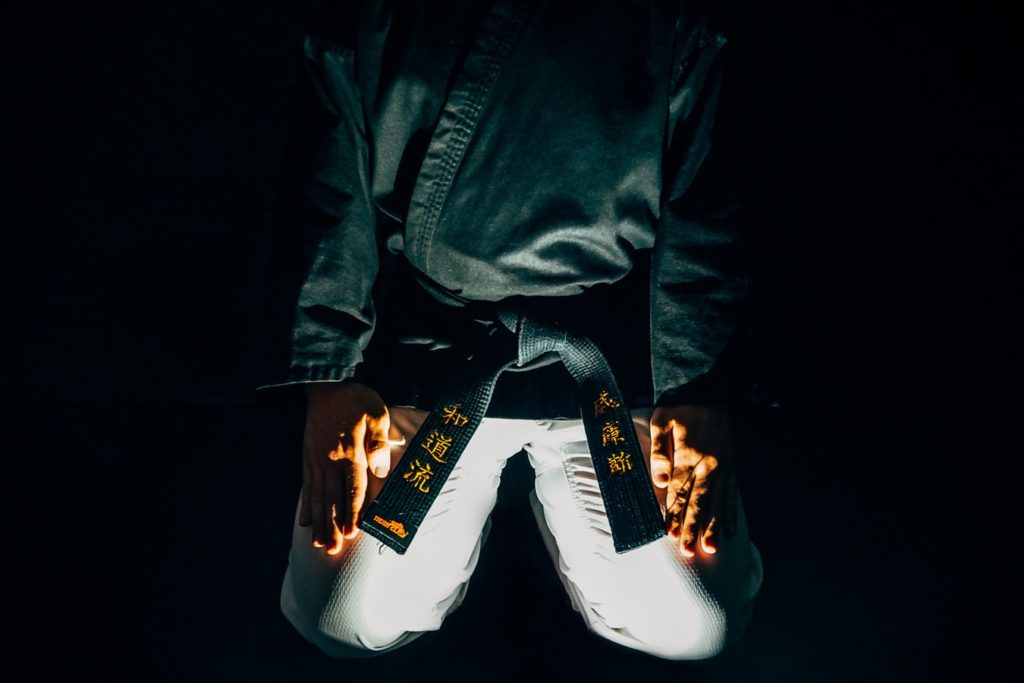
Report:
256,0,747,420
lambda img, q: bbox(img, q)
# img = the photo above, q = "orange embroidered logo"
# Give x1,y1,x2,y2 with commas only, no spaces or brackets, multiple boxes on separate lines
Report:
372,515,409,538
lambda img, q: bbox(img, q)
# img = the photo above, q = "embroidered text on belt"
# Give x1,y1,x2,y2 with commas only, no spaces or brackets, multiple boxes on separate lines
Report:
358,306,666,555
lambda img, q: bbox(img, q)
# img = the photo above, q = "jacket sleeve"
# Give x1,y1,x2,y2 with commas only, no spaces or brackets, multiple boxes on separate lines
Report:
649,8,747,406
254,17,379,392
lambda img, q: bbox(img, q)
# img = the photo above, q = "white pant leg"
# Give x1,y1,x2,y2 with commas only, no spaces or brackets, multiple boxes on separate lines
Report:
525,409,764,660
280,407,527,657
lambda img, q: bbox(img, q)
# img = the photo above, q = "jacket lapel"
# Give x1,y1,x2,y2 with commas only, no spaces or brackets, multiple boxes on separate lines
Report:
404,0,534,274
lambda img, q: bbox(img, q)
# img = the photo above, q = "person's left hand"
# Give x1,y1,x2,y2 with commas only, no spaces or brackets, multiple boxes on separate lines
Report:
649,405,739,558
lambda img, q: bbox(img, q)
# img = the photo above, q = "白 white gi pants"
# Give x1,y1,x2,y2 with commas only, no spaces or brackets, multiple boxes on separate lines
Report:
281,407,763,660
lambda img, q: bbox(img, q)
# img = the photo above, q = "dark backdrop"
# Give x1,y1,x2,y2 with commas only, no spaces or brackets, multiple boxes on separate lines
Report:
8,1,1020,681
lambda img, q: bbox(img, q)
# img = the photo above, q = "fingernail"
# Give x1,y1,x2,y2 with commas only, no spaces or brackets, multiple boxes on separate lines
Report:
372,464,388,478
312,540,325,548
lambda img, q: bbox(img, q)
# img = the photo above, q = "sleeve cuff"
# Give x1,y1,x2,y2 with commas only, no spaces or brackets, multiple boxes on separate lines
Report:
654,372,733,407
253,365,357,393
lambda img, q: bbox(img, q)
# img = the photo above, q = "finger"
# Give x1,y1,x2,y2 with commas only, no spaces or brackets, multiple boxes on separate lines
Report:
299,450,313,527
667,416,696,512
670,418,690,462
666,463,693,512
344,462,368,538
680,457,716,557
310,469,327,548
330,505,345,555
700,517,719,555
666,418,696,535
329,416,363,537
649,412,673,488
665,469,694,538
700,480,725,555
365,406,392,479
696,463,723,555
325,474,344,556
341,419,369,538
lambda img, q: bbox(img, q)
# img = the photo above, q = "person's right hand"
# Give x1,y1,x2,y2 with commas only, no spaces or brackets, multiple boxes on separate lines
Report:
302,381,394,555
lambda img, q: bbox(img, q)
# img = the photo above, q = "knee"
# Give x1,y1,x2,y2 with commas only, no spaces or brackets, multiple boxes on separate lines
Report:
601,601,733,661
307,621,424,659
280,543,478,658
628,539,763,660
578,576,753,661
649,605,754,660
281,583,428,658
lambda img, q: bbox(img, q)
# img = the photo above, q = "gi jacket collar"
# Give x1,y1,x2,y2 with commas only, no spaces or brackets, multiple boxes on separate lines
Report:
404,0,534,283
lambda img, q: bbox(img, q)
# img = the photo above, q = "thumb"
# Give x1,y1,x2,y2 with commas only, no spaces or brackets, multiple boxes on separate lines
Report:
365,407,393,478
649,411,672,488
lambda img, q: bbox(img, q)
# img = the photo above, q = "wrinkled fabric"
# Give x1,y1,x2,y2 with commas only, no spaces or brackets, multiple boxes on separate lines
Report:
282,406,762,659
257,0,746,418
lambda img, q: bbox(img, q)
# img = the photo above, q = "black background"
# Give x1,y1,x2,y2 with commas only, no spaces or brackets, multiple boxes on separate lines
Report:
8,1,1021,681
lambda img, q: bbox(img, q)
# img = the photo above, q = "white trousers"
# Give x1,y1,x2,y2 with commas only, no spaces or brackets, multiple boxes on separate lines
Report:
281,407,764,660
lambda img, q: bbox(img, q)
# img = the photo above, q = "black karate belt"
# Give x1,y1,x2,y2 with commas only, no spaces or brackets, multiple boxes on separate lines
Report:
358,306,666,555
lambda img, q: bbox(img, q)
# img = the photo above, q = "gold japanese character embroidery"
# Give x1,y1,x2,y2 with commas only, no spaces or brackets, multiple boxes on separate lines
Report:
593,390,620,416
601,420,625,447
403,459,433,492
607,451,632,474
441,404,469,427
421,430,453,464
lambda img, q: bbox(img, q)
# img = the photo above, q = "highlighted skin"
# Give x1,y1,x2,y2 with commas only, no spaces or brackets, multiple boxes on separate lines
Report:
301,382,395,555
327,505,344,556
650,406,738,559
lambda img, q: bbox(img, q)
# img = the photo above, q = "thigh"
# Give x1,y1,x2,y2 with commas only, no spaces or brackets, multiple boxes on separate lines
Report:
281,407,522,656
525,409,764,660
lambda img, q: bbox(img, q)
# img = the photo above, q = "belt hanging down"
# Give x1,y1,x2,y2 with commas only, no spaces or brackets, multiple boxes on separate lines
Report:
358,0,663,554
358,307,667,555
